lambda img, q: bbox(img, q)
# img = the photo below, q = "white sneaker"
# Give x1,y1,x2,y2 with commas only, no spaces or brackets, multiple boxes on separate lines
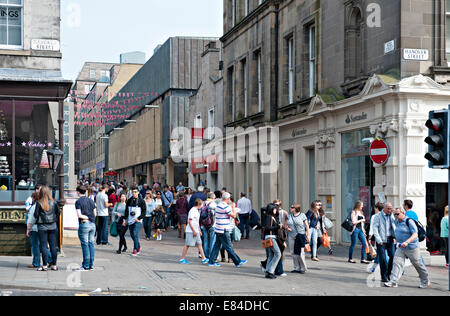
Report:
419,281,431,289
279,273,287,277
384,281,398,288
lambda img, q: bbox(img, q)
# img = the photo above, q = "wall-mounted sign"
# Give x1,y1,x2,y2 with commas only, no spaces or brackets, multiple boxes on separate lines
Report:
345,112,368,124
403,48,429,61
292,129,307,138
31,39,60,52
0,210,27,224
384,40,395,54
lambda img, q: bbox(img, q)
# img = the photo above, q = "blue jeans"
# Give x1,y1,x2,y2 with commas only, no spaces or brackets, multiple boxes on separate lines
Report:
164,206,172,228
143,216,152,239
349,228,367,261
96,216,109,244
266,237,282,274
201,226,216,259
209,231,241,266
30,231,51,267
377,237,396,281
78,222,96,269
38,229,58,267
311,228,320,258
239,213,250,238
129,222,142,251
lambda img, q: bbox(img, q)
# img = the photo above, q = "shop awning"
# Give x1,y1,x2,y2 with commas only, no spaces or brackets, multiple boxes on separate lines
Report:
0,78,72,101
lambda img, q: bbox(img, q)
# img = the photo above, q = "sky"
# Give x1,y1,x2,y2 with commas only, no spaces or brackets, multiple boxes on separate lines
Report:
60,0,223,81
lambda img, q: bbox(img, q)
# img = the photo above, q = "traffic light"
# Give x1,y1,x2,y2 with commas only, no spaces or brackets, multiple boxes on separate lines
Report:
425,110,450,169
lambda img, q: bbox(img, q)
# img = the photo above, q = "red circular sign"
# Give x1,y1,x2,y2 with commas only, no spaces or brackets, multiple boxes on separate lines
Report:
369,139,390,165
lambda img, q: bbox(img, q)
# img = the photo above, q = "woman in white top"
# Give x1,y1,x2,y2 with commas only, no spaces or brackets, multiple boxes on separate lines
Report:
348,200,370,264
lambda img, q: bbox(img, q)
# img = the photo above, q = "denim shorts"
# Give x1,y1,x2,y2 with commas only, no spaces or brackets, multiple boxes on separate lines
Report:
185,232,202,247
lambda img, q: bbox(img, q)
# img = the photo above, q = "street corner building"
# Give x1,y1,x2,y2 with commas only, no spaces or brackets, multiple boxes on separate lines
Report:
219,0,450,252
0,0,72,256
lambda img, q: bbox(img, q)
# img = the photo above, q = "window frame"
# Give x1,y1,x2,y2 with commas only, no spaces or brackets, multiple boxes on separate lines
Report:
0,0,24,49
288,36,295,104
308,24,316,98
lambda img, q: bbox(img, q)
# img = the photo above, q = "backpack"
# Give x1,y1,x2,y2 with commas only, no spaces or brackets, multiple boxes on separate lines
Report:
406,218,426,242
199,202,214,228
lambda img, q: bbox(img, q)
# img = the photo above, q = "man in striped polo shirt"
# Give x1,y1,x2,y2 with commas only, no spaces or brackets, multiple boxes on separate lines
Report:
208,192,247,268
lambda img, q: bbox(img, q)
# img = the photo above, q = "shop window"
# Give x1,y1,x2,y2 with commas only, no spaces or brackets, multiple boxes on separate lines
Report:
0,101,12,201
341,129,375,243
0,0,23,48
0,100,56,202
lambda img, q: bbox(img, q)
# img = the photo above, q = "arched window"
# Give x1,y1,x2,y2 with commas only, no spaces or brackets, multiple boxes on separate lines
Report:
345,6,363,81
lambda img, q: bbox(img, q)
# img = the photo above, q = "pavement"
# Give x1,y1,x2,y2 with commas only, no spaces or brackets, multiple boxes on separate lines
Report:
0,228,449,296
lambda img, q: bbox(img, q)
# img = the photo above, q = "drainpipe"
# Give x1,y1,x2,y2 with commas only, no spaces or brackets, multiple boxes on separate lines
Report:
273,2,280,122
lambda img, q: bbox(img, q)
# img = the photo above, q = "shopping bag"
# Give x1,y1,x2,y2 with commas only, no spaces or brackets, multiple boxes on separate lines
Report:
305,243,311,252
368,242,377,258
232,226,241,242
110,221,118,237
322,233,331,248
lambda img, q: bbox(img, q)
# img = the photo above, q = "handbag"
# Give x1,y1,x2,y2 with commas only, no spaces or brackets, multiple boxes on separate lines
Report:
368,241,377,258
110,221,118,237
262,238,274,249
324,217,334,230
341,212,354,232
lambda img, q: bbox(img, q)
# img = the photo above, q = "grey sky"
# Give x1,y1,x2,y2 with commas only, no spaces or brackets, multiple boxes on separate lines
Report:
60,0,223,81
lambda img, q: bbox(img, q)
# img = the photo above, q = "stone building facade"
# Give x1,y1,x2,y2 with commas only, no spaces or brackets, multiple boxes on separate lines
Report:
221,0,450,248
186,41,224,191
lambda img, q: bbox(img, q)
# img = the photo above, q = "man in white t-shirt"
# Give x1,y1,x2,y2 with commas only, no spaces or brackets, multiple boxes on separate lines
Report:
179,198,209,265
96,185,112,245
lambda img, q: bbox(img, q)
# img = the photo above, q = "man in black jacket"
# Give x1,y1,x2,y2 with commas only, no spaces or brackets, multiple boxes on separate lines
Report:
125,187,147,256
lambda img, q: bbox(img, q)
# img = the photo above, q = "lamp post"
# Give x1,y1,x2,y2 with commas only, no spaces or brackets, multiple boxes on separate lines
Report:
46,140,65,253
46,141,64,198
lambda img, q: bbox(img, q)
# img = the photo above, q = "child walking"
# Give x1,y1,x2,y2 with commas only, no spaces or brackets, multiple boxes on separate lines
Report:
152,205,166,241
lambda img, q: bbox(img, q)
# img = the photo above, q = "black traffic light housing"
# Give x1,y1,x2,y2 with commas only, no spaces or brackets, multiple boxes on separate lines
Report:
425,110,450,169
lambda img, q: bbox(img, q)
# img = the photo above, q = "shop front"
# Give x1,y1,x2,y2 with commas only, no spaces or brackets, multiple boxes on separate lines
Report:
275,74,449,248
0,78,72,255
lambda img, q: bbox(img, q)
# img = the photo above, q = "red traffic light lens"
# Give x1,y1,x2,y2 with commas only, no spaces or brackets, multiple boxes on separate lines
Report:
425,119,443,131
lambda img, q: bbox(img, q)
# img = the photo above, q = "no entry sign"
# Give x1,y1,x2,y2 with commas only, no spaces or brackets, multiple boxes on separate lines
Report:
369,139,390,165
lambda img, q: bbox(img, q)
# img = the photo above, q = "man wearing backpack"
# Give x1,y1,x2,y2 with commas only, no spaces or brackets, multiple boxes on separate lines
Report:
200,192,217,259
385,208,430,289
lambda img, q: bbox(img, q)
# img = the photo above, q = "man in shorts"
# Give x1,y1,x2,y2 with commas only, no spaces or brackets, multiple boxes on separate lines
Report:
179,198,209,264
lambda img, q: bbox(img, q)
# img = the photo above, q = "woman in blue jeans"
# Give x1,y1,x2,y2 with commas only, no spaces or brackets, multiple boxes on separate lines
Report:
125,187,147,256
348,201,371,264
306,201,323,262
264,206,282,279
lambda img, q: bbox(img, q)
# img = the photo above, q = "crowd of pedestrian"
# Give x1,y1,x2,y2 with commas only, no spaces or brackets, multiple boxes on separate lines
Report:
23,179,447,289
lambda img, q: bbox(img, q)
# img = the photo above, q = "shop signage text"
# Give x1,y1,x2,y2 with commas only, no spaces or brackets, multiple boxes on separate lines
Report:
0,210,27,223
292,129,308,138
345,112,368,124
403,48,429,61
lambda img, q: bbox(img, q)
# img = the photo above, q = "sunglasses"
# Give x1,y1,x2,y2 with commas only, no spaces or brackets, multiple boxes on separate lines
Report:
394,213,400,217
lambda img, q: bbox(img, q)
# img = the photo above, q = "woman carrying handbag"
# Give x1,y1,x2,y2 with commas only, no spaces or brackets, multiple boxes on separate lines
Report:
262,206,282,279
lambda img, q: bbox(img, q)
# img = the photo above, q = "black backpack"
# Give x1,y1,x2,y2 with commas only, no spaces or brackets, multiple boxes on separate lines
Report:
406,218,426,242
